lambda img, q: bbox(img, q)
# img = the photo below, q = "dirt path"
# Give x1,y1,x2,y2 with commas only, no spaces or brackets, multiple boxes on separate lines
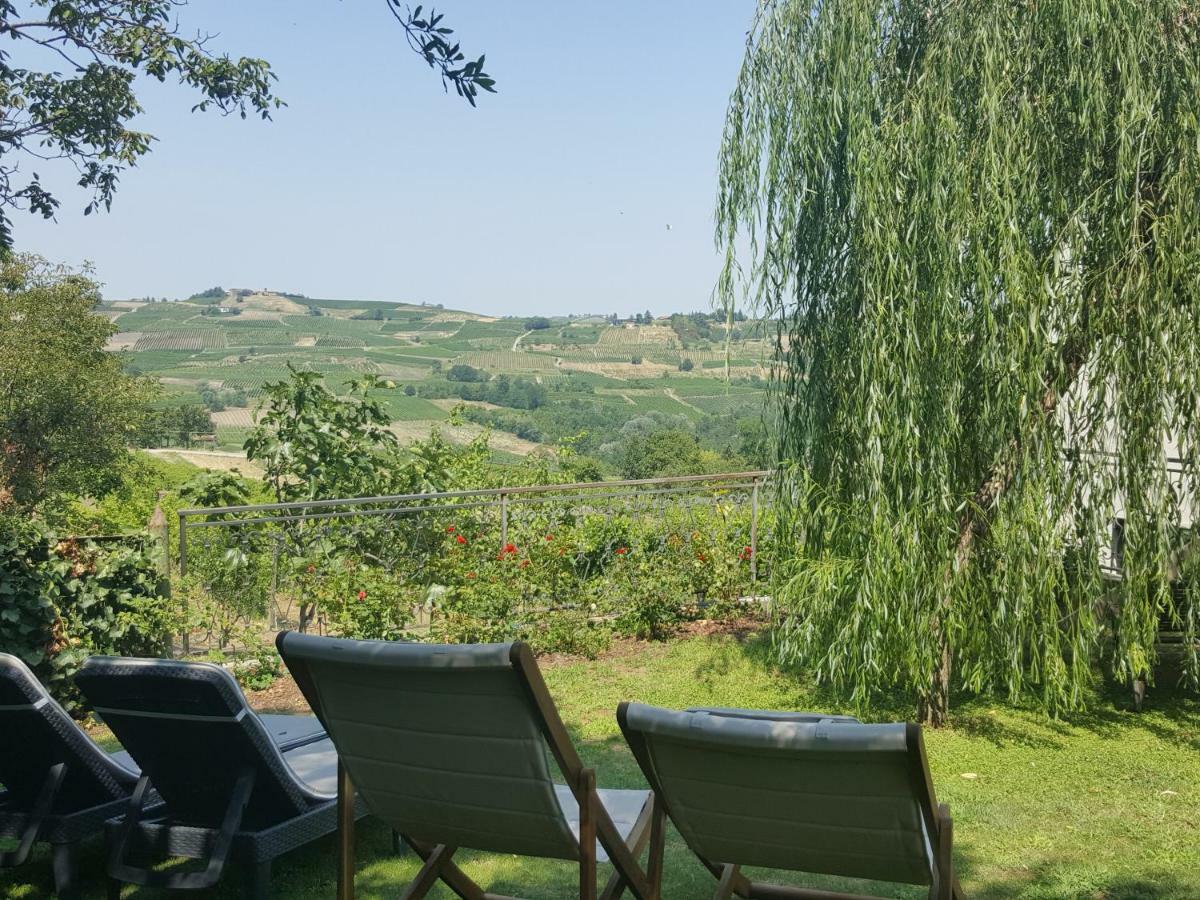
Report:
145,448,264,477
512,329,533,351
664,388,703,413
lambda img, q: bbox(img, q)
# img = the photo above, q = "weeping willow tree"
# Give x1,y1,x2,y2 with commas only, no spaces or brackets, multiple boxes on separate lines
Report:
718,0,1200,723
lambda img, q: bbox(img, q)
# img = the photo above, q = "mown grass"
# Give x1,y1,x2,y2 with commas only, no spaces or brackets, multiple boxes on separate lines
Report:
3,631,1197,899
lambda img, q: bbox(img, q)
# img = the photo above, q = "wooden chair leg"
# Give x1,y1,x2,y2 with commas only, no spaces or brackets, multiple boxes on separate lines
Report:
406,839,489,900
933,803,955,900
337,761,355,900
579,768,598,900
646,795,666,900
713,864,740,900
401,844,457,900
600,790,660,900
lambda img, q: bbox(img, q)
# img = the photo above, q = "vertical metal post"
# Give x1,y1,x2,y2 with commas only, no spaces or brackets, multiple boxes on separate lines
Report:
337,761,355,900
750,476,760,587
178,512,190,656
177,512,188,577
268,539,280,631
500,492,509,549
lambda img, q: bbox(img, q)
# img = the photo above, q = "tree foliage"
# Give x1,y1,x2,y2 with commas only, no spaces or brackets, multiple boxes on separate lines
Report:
719,0,1200,720
0,0,494,248
0,253,152,513
242,366,490,630
244,365,492,504
245,367,405,504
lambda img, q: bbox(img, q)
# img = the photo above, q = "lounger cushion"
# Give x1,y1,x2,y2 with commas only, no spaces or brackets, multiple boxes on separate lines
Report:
281,738,340,795
258,714,327,751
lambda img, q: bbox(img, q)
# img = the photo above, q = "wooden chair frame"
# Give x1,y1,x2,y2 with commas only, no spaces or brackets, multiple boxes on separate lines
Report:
620,709,966,900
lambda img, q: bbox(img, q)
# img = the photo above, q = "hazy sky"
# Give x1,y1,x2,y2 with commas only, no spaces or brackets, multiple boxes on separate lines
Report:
19,2,754,316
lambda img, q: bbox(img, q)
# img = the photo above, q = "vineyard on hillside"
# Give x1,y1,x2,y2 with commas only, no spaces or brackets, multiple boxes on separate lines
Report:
103,296,772,461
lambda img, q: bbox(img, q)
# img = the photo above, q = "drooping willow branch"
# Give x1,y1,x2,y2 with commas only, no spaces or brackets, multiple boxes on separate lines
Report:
717,0,1200,721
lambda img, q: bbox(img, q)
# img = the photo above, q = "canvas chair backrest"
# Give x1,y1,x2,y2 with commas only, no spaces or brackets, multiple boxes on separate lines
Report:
277,632,582,861
74,657,328,831
0,653,136,814
619,703,940,887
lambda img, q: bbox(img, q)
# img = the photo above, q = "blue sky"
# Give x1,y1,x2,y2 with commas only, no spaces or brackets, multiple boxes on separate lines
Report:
19,2,754,316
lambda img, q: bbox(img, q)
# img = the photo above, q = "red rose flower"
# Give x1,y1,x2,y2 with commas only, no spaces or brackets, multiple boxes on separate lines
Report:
466,571,476,579
739,545,753,560
504,542,517,554
616,547,628,555
446,525,456,533
545,534,554,541
455,534,467,545
357,590,367,601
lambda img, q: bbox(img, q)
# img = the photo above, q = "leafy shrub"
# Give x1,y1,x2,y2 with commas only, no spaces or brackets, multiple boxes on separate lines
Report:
180,532,272,647
205,640,282,692
605,551,692,640
0,519,174,713
299,561,416,641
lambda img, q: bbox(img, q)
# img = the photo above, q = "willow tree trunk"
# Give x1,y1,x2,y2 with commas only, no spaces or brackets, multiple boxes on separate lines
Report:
921,346,1090,725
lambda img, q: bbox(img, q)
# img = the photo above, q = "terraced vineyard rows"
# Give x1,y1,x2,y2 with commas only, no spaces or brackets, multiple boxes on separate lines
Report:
134,330,225,351
456,350,559,370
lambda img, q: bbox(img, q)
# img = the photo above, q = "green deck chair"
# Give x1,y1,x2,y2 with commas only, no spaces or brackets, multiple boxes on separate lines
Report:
276,633,659,900
617,704,964,900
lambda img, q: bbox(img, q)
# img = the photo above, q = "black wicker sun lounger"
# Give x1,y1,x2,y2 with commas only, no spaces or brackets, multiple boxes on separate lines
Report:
277,632,660,900
618,704,965,900
74,655,363,899
0,652,154,899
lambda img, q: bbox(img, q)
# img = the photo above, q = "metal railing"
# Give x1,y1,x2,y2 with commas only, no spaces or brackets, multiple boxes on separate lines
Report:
179,469,770,573
177,471,773,641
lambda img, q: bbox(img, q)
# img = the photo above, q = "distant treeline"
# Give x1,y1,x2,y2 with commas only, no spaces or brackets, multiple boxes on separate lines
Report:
415,367,547,410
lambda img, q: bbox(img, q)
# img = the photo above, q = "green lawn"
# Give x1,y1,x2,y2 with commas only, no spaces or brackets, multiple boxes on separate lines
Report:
3,632,1197,898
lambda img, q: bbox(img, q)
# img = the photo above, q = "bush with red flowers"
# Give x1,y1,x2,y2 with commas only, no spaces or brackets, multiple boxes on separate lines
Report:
273,499,766,653
296,559,416,641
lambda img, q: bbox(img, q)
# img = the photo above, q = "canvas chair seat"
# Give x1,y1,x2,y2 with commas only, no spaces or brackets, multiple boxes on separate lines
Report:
554,784,651,864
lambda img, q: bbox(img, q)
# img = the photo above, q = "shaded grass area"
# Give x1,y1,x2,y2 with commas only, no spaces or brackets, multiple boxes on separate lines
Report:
3,632,1197,898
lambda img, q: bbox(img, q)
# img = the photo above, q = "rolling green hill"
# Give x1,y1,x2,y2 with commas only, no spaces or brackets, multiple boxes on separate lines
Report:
104,290,773,470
